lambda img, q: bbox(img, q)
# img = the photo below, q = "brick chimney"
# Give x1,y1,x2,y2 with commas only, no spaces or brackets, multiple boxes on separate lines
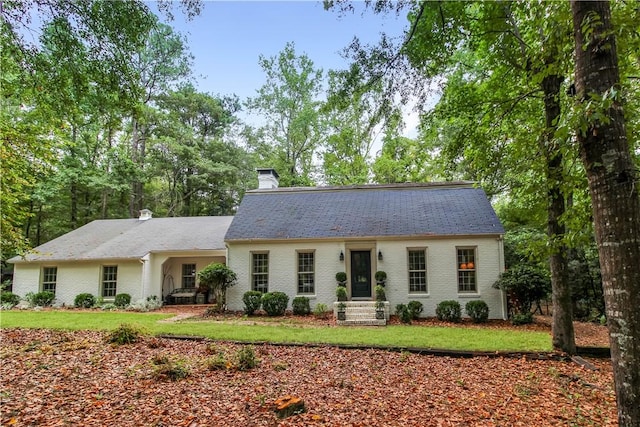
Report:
139,209,153,221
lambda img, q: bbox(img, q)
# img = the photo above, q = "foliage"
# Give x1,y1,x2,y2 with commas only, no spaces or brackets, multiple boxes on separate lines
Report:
198,263,237,313
234,346,259,371
335,272,347,283
465,300,490,323
395,304,412,324
128,296,162,312
261,292,289,316
335,286,348,302
0,291,20,308
374,271,387,283
493,265,551,315
292,296,311,316
242,291,263,315
74,293,96,309
407,300,424,320
374,285,386,301
106,323,143,345
151,355,190,381
114,293,131,309
313,303,329,318
25,291,55,307
511,313,534,326
436,300,462,323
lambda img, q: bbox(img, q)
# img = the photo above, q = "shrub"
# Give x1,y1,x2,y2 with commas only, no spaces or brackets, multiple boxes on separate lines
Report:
207,353,228,371
407,300,423,320
114,293,131,308
375,285,386,301
335,286,348,302
395,303,412,324
292,296,311,315
313,303,329,318
234,346,259,371
128,296,162,312
0,291,20,307
74,293,96,308
25,291,55,307
261,292,289,316
243,291,263,315
152,355,190,381
335,272,347,283
101,303,117,311
436,300,462,322
106,323,143,345
374,270,387,283
493,265,550,316
511,312,534,326
465,300,490,323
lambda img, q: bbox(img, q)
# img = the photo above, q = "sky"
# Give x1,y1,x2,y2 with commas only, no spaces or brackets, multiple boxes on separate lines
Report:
153,1,421,136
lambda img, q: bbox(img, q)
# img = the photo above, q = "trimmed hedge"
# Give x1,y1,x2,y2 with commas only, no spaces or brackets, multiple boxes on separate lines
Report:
242,291,262,315
114,293,131,308
292,296,311,315
74,293,96,308
465,300,489,323
261,292,289,316
436,300,461,322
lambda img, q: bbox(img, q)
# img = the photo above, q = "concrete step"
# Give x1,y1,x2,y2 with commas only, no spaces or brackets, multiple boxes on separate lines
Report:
334,301,388,326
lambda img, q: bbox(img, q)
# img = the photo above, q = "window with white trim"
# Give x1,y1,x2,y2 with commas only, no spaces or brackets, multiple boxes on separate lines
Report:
182,264,196,288
251,253,269,293
42,267,57,294
408,249,427,293
102,265,118,298
457,248,477,292
297,251,314,294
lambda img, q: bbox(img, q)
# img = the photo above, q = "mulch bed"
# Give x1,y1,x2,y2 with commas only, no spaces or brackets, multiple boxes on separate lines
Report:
1,327,617,426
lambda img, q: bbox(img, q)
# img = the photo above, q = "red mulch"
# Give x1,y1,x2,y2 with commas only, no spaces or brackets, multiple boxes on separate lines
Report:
1,308,616,426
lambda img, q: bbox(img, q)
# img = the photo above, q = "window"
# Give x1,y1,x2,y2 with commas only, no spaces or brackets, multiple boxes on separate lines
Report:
408,249,427,293
297,251,314,294
251,253,269,293
102,266,118,298
182,264,196,288
42,267,57,294
457,248,477,292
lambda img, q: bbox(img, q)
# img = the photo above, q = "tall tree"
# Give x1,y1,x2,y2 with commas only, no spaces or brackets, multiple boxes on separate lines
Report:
246,42,325,187
571,2,640,425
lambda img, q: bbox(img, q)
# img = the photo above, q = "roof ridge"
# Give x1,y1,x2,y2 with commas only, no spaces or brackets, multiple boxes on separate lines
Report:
247,181,477,194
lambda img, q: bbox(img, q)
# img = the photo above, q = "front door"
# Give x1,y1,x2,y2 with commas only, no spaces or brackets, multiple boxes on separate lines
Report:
350,250,372,298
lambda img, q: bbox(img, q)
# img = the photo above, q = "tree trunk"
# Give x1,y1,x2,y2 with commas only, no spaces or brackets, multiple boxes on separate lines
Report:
571,1,640,425
70,125,78,229
541,72,576,354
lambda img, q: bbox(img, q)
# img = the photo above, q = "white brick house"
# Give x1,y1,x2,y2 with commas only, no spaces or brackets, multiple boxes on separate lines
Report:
224,170,507,319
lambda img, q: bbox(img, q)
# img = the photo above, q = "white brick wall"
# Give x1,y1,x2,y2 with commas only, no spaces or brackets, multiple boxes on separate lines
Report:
226,236,506,319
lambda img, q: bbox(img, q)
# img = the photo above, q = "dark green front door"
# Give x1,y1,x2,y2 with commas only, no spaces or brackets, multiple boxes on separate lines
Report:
351,250,371,298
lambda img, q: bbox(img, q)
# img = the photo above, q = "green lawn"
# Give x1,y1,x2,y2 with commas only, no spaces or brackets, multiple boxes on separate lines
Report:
0,310,552,352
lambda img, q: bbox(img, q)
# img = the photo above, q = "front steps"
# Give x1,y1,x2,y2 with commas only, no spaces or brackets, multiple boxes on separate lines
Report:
334,301,389,326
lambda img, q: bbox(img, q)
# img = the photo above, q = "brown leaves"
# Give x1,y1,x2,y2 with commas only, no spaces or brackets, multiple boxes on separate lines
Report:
1,328,617,426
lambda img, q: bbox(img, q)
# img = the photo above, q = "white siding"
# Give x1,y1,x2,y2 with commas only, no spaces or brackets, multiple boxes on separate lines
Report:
226,236,506,319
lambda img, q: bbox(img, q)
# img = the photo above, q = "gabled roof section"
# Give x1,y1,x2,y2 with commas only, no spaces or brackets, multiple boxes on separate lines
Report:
10,216,233,263
225,182,503,241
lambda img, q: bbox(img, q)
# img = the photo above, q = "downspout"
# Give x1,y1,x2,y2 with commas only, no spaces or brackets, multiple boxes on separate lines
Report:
140,253,151,300
497,235,507,320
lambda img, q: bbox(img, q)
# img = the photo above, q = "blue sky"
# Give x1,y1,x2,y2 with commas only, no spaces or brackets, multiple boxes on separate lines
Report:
160,1,409,101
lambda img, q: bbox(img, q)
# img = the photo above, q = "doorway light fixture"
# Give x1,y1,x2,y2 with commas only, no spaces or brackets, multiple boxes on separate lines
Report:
339,251,344,261
378,251,383,261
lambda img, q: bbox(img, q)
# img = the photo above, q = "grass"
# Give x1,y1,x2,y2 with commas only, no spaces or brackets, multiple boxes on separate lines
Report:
0,310,552,352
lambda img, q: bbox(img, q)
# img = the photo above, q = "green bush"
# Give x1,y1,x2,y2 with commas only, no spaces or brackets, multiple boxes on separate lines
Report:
465,300,490,323
313,303,329,318
493,265,550,315
375,285,386,301
511,312,534,326
152,355,190,381
261,291,289,316
25,291,55,307
0,291,20,307
74,293,96,308
242,291,263,315
292,296,311,315
407,300,423,319
114,293,131,308
234,346,259,371
436,300,462,322
395,303,412,324
106,323,143,345
335,272,347,283
335,286,348,301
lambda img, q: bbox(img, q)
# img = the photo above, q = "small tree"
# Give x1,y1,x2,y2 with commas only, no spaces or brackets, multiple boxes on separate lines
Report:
493,265,551,319
198,263,237,313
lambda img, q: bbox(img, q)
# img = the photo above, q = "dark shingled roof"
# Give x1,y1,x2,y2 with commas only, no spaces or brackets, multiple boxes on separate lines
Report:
225,182,504,241
10,216,233,263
